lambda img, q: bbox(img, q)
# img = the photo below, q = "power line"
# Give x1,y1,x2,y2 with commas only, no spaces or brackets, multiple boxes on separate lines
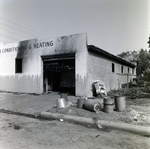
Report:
0,41,10,43
0,38,11,41
0,36,12,42
0,27,29,39
0,21,41,39
0,17,49,38
0,38,13,43
0,33,19,40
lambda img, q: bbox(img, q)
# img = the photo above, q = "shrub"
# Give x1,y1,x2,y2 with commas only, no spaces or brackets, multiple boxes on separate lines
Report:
107,87,145,99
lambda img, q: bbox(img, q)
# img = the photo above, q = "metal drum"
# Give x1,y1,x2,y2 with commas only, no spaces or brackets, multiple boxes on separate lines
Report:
84,99,101,112
77,97,87,109
114,96,126,112
103,96,114,113
57,98,66,108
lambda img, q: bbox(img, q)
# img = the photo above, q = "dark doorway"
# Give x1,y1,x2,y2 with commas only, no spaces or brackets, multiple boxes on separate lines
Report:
43,55,75,95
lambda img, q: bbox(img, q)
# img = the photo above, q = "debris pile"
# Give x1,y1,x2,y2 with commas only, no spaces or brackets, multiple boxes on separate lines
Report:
56,93,126,114
129,110,150,124
91,80,107,98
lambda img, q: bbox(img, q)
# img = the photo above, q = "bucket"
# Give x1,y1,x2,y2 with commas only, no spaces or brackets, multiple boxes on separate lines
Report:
57,98,66,108
114,96,126,112
77,97,87,109
103,96,114,113
84,99,101,112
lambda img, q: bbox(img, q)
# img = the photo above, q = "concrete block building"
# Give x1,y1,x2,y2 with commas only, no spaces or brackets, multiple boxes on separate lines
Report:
0,33,135,96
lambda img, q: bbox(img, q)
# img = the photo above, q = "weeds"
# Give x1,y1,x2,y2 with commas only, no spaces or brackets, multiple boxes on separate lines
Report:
107,87,150,99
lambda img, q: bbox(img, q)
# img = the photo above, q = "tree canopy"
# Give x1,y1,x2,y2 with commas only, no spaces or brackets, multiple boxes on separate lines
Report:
117,49,150,77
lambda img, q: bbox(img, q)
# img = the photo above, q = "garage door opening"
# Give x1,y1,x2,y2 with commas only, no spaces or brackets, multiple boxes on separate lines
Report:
43,55,75,95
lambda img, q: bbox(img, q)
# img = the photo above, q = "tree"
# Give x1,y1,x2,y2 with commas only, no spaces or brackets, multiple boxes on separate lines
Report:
138,49,150,73
143,69,150,82
117,51,137,63
117,49,150,76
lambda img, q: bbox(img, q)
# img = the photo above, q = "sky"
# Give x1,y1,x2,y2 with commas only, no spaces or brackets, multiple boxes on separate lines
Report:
0,0,149,55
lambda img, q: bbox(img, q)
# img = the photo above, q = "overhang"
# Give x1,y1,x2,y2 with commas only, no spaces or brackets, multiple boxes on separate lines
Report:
88,45,135,68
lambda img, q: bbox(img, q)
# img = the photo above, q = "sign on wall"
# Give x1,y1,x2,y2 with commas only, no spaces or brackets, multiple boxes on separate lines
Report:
0,40,54,54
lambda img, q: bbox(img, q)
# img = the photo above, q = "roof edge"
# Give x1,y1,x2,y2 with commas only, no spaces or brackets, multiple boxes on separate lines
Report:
88,45,135,68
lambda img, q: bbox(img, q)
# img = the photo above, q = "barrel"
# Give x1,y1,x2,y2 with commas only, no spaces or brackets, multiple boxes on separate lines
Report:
84,99,101,112
77,97,87,109
114,96,126,112
103,96,114,113
57,98,66,108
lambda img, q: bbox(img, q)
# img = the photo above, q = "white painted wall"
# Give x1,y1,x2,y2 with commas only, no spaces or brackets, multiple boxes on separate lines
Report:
0,33,87,94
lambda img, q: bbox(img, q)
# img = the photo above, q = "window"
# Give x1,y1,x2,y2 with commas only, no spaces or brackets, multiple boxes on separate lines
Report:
121,65,123,73
15,58,22,73
112,63,115,72
132,68,134,74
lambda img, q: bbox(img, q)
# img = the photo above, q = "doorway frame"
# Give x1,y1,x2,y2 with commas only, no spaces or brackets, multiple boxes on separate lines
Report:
41,53,76,93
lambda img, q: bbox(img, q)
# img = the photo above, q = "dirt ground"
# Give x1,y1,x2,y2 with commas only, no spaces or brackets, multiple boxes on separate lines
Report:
0,113,150,149
0,92,150,149
48,97,150,127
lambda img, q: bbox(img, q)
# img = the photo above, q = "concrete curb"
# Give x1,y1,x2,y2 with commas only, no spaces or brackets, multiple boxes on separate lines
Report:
41,111,150,137
0,109,47,120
